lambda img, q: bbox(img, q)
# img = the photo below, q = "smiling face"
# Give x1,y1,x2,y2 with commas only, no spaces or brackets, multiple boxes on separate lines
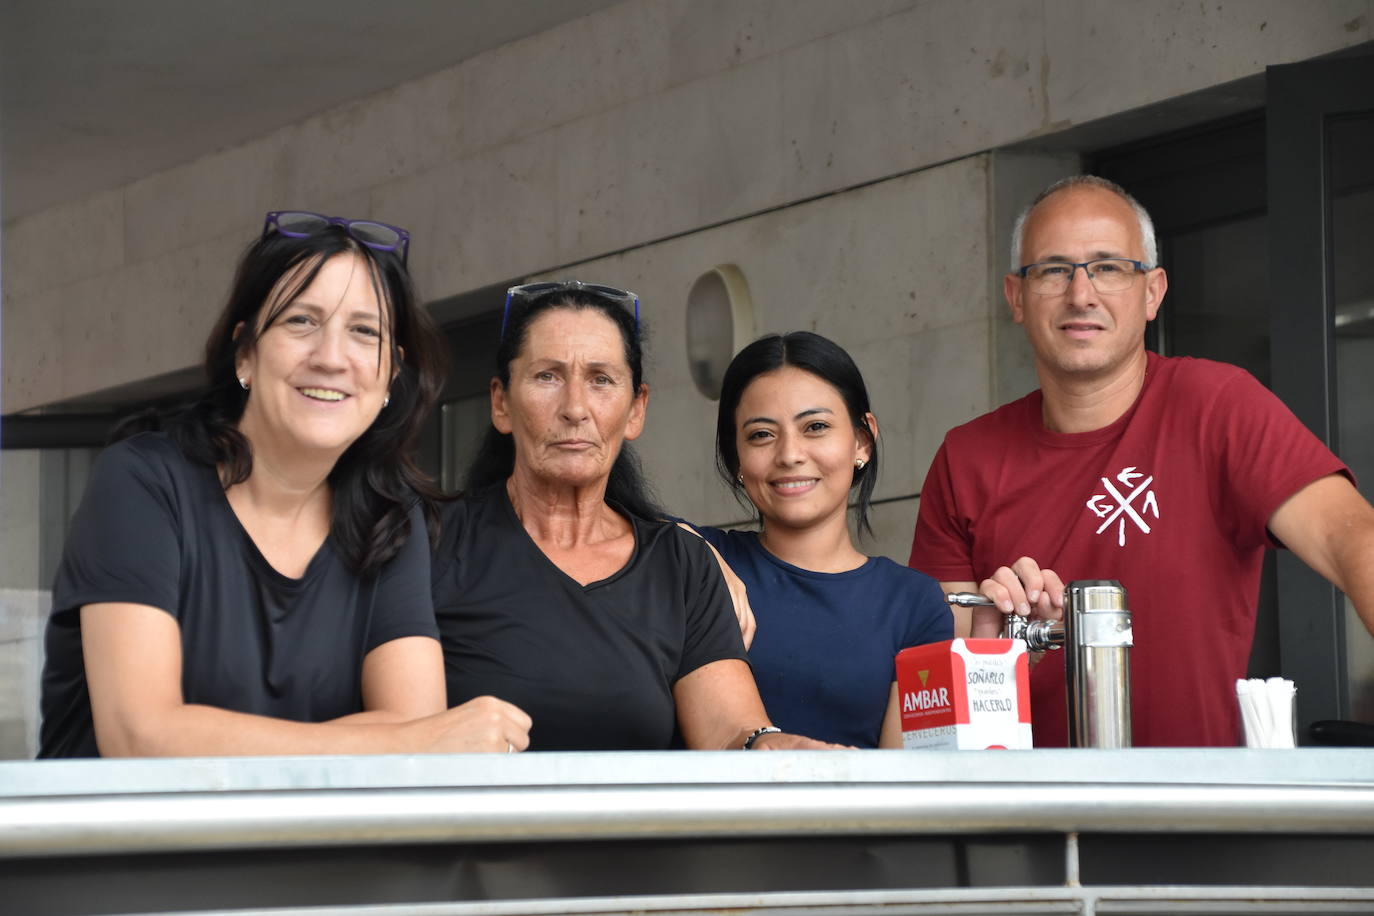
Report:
234,251,393,460
734,366,873,535
492,308,647,490
1005,185,1167,383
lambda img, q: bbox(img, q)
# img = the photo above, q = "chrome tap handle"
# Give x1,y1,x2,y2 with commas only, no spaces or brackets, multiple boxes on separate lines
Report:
947,592,1063,650
1020,619,1066,652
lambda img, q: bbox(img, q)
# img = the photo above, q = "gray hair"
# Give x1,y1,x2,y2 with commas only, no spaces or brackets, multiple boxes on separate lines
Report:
1009,175,1158,272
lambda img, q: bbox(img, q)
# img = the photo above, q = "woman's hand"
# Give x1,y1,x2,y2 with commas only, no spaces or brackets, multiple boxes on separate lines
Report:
706,540,756,649
404,696,533,753
746,731,850,750
676,523,756,648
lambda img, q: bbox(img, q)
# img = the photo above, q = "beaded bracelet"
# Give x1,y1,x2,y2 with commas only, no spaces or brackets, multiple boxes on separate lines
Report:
742,725,782,750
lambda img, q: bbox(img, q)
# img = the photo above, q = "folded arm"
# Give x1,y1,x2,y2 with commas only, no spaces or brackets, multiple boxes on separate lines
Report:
82,602,530,756
672,658,843,750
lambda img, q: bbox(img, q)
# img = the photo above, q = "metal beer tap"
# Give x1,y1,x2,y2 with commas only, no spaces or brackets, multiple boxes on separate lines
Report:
945,591,1066,651
946,580,1134,748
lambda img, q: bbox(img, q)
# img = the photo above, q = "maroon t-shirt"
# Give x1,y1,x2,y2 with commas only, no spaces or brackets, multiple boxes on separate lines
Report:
910,353,1349,747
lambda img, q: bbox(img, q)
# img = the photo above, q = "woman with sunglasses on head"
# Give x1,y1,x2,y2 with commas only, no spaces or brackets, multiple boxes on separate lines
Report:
683,332,953,748
431,282,838,751
39,211,530,758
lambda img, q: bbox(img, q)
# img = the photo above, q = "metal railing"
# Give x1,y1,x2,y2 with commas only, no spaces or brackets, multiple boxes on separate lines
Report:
4,749,1374,915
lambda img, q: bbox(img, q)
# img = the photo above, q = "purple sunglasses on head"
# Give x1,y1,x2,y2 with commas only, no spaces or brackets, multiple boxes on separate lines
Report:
263,210,410,264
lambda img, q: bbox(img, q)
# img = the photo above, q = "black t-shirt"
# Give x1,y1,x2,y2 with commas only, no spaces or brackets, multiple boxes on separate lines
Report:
39,432,439,758
432,486,748,750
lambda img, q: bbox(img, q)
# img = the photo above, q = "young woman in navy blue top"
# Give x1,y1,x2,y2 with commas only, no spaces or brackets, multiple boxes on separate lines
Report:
689,332,953,747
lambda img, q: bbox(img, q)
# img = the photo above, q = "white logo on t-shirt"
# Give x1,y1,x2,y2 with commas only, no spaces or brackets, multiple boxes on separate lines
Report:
1085,466,1160,547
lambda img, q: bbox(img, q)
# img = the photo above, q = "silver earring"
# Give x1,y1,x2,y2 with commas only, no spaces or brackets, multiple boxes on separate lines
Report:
736,473,744,484
383,395,390,408
238,377,249,391
855,459,865,469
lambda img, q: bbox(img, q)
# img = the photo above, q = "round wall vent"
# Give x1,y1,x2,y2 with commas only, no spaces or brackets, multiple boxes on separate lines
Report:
685,264,755,400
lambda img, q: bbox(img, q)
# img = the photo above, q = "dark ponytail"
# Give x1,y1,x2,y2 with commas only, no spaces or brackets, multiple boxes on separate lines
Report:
463,286,664,521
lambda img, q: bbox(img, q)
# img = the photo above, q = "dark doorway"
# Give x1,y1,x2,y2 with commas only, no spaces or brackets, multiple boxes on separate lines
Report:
1091,115,1269,382
417,309,504,493
1267,54,1374,729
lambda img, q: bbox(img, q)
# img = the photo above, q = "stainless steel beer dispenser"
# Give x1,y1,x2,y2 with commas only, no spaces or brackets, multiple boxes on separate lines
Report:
1064,579,1133,748
946,579,1133,748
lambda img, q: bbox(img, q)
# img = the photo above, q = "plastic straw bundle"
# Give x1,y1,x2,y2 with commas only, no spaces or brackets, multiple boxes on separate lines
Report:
1235,677,1297,748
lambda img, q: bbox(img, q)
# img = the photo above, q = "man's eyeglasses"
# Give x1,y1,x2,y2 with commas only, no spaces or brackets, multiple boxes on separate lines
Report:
501,281,640,340
263,210,410,264
1018,258,1149,295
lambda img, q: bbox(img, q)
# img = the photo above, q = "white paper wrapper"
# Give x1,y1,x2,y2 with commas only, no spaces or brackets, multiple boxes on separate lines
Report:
1236,677,1297,748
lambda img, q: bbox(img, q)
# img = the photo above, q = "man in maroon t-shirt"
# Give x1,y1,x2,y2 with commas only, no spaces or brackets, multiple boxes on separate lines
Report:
909,175,1374,747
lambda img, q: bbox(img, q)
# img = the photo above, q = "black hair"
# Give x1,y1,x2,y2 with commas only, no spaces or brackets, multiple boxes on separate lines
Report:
463,286,664,520
114,225,446,575
714,331,879,537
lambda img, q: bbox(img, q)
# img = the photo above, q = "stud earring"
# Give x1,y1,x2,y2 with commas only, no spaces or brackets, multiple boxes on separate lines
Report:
383,395,390,408
238,377,249,391
855,459,865,469
736,473,744,484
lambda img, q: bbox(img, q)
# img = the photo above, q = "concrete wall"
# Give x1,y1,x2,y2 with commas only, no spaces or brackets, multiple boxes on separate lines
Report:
1,452,46,757
1,448,94,757
6,0,1371,411
528,153,1000,562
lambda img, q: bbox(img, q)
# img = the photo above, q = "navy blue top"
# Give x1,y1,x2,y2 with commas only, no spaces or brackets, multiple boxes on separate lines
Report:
692,526,952,747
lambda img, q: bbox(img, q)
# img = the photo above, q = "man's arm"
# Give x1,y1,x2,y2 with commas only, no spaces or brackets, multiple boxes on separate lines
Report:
1267,473,1374,637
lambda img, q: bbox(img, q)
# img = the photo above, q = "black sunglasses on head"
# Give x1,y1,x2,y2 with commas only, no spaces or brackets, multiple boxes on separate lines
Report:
500,281,640,340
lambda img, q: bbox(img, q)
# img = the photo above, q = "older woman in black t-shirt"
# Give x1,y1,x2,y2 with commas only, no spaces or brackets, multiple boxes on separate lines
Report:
40,212,529,758
432,282,836,751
